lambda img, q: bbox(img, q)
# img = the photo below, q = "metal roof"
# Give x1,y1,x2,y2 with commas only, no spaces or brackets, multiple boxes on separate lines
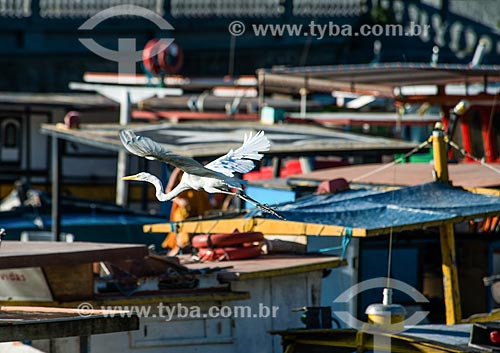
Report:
294,162,500,189
40,122,416,159
258,62,500,95
286,112,440,125
0,92,117,108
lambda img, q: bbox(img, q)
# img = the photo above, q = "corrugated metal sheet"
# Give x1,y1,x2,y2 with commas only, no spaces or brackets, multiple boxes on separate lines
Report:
254,182,500,230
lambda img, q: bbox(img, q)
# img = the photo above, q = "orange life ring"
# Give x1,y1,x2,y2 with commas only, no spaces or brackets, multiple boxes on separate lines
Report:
192,231,264,248
197,245,261,261
142,38,161,75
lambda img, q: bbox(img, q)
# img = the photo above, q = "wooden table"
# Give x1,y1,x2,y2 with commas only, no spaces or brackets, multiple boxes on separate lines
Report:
0,306,139,352
0,241,148,269
0,241,148,301
185,254,346,282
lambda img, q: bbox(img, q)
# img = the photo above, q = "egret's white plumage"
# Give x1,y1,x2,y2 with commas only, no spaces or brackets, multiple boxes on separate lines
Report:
120,130,283,219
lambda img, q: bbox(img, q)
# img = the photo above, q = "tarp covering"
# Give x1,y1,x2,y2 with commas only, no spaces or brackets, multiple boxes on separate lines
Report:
254,182,500,230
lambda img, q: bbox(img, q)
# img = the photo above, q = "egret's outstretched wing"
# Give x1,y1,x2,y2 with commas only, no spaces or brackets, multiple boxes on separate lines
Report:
120,130,225,179
205,131,270,177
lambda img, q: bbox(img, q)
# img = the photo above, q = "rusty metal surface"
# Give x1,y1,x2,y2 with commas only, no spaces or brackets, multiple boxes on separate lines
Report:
296,163,500,188
185,255,345,282
0,241,148,269
40,122,416,159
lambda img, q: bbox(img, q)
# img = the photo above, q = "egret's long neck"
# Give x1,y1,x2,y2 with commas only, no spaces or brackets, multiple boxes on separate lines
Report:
148,176,189,202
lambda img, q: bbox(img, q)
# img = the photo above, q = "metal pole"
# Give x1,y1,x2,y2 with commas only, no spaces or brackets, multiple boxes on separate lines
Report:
228,35,236,77
299,87,308,119
25,106,32,184
116,90,131,206
257,70,265,118
51,136,62,242
272,157,281,178
433,122,461,324
79,335,90,353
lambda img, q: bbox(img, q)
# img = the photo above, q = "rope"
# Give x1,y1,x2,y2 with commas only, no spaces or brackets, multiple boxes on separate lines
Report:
350,139,431,182
448,139,500,175
316,227,352,260
386,157,397,288
386,227,394,288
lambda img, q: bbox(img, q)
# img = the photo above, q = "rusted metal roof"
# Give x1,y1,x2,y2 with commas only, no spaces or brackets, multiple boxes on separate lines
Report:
259,62,500,95
294,162,500,189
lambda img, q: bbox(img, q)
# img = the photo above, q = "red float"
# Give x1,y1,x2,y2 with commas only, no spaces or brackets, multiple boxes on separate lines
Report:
197,245,261,261
192,231,264,248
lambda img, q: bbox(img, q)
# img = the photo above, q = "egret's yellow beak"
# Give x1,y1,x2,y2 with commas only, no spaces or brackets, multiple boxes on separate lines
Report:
122,174,139,181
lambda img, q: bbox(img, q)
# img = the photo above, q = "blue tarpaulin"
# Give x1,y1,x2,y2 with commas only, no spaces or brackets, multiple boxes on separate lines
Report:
254,182,500,231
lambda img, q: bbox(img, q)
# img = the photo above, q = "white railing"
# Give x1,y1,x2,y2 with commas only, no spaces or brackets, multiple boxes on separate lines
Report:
0,0,369,19
293,0,368,17
170,0,285,17
0,0,31,18
38,0,164,18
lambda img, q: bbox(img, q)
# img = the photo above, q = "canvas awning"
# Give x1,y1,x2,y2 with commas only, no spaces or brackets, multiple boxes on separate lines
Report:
144,182,500,237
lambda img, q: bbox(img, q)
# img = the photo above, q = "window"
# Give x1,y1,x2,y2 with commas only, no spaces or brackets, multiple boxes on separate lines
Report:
0,118,21,164
3,121,19,148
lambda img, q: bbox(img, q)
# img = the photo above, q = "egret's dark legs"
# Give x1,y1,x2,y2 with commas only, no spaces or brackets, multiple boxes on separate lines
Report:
234,192,286,220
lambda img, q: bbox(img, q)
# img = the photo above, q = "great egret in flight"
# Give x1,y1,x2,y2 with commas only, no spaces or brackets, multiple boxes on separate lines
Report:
120,130,284,219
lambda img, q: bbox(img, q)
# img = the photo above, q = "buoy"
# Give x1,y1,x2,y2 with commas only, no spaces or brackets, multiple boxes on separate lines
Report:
192,231,263,248
365,288,406,331
142,38,161,75
197,245,261,261
158,42,183,74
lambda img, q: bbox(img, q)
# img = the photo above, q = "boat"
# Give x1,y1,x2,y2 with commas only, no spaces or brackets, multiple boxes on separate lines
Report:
0,185,166,246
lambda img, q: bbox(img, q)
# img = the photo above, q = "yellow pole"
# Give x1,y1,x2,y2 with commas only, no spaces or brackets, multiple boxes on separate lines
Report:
432,122,449,183
433,122,462,324
440,223,462,324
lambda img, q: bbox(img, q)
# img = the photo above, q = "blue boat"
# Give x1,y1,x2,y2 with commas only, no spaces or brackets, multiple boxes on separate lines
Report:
0,187,167,247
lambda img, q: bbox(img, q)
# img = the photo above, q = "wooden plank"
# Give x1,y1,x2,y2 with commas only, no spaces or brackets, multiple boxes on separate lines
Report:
0,241,148,269
0,291,251,308
144,219,367,237
0,306,139,342
43,263,94,301
185,255,346,282
440,224,462,325
272,327,475,353
145,217,469,238
144,212,500,238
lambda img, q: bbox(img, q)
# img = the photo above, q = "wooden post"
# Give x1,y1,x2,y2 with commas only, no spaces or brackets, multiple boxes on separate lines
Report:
432,123,449,183
433,122,462,324
440,223,462,324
